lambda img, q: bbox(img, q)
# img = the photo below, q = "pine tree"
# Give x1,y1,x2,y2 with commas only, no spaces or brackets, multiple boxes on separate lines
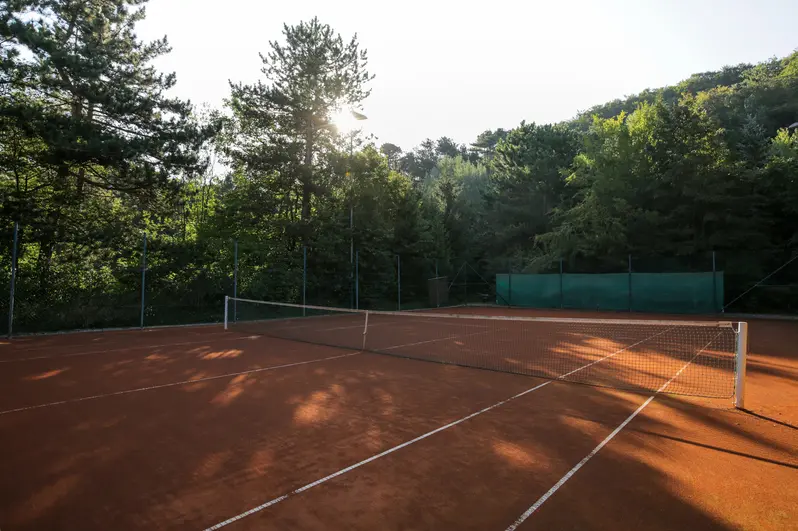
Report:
0,0,213,206
224,17,373,227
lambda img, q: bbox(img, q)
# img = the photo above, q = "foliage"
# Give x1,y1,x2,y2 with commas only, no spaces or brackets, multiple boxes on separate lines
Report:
2,5,798,333
222,16,373,230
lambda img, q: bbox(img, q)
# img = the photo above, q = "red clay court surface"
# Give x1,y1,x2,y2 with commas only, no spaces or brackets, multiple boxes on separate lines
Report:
0,307,796,530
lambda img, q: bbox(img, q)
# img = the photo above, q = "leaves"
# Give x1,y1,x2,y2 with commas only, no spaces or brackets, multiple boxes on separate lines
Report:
3,8,798,331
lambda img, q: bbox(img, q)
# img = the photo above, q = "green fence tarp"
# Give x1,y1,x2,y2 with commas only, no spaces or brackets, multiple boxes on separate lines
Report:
497,274,561,308
497,271,723,314
631,272,723,314
563,273,630,311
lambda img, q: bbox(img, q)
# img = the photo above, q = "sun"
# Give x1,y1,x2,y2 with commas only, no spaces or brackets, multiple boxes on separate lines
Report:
330,108,368,134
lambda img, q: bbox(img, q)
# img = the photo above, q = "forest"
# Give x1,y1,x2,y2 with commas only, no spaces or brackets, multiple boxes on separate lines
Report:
1,1,797,333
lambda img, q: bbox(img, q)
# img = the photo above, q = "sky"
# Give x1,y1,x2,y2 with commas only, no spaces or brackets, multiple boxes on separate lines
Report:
136,0,797,151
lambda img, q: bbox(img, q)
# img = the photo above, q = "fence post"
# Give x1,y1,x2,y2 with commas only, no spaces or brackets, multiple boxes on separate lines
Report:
397,255,401,310
628,254,633,312
463,261,468,305
302,245,307,316
140,233,147,328
559,258,564,309
355,250,359,310
508,271,513,307
712,251,718,313
233,239,238,322
8,222,19,338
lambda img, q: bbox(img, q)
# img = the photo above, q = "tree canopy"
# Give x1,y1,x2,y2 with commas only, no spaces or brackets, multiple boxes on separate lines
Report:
1,1,797,332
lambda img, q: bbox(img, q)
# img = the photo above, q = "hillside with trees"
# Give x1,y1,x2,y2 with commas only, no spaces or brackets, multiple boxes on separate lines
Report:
2,1,797,332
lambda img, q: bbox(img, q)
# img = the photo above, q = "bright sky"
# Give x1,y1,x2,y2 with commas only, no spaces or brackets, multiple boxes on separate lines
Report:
137,0,797,152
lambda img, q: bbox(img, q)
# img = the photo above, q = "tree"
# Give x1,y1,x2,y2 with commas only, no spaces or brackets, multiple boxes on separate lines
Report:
489,122,580,268
423,156,490,265
224,17,373,228
0,0,215,327
435,137,461,158
0,0,212,204
470,128,509,159
537,98,762,271
380,142,403,169
399,138,437,181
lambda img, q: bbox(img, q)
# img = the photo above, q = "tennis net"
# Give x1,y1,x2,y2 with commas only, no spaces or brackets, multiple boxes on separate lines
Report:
224,297,747,402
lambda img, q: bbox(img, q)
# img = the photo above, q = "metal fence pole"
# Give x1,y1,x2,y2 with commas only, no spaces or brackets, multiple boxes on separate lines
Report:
397,255,401,310
559,258,564,309
233,239,238,322
140,233,147,328
463,261,467,305
302,245,307,316
8,222,19,338
508,271,513,307
628,254,633,312
712,251,718,313
355,250,359,310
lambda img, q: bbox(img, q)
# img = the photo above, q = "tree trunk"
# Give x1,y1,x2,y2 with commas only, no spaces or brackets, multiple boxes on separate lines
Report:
301,128,314,221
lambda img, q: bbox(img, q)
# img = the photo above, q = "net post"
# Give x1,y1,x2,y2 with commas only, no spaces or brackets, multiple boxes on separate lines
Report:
8,221,18,338
303,245,307,316
140,233,147,329
361,310,369,350
735,321,748,409
233,239,238,322
224,296,229,330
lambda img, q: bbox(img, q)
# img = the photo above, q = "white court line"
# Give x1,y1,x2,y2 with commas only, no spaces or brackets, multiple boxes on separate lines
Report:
380,330,492,351
204,380,553,531
503,332,722,531
0,352,360,416
203,326,677,530
0,335,248,364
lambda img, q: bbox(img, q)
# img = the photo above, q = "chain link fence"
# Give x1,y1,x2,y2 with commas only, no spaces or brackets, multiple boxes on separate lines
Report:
3,228,796,336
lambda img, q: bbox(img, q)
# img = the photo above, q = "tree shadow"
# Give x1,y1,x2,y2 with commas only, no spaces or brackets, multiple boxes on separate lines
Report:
629,428,798,469
1,317,795,530
739,408,798,431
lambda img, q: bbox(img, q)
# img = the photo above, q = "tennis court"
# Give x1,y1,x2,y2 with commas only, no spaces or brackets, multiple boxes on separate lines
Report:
0,303,796,530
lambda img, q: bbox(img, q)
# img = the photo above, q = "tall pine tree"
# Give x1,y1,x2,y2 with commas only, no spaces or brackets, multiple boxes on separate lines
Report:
224,17,373,231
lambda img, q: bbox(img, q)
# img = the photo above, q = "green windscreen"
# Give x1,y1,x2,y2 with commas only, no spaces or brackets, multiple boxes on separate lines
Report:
497,274,561,308
497,272,723,314
562,273,630,311
631,272,723,313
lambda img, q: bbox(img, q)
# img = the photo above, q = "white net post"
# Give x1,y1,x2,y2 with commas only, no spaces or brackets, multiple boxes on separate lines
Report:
735,321,748,409
224,296,229,330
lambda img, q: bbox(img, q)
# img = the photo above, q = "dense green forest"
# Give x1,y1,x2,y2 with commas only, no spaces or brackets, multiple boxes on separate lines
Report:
2,1,797,333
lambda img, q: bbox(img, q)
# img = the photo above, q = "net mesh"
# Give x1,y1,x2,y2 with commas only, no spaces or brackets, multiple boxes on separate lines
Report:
226,298,741,399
